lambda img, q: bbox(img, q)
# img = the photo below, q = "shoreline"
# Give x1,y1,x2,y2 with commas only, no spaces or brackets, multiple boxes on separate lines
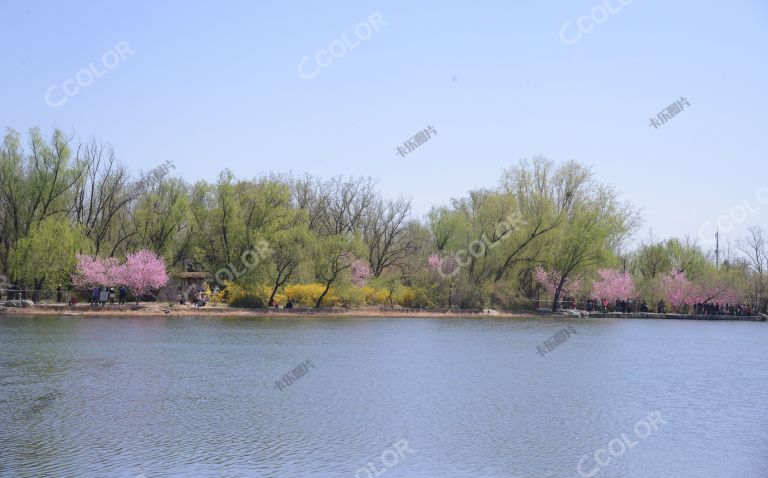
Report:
1,304,766,321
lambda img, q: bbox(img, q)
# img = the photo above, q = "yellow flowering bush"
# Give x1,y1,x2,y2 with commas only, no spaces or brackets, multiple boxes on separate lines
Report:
393,286,417,307
284,283,339,307
222,281,291,305
204,283,226,305
362,286,390,305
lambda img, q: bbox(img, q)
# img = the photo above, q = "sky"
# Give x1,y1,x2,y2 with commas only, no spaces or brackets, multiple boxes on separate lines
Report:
1,0,767,253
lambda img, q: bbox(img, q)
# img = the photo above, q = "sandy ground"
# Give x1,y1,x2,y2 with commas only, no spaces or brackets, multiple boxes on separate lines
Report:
2,304,765,321
0,304,537,319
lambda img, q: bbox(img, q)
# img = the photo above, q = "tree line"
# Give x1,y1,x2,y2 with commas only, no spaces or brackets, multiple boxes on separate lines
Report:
1,127,766,311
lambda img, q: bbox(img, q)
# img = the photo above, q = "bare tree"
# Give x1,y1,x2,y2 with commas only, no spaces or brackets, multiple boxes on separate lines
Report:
362,197,418,277
70,140,137,255
737,226,767,308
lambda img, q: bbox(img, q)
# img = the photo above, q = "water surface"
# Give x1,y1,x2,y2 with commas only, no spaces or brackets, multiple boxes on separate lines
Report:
1,315,766,477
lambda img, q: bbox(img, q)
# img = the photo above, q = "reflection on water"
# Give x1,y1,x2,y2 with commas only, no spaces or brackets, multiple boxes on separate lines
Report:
0,315,767,477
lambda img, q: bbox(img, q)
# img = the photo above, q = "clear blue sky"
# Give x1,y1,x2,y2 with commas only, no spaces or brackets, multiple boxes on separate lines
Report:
1,0,767,252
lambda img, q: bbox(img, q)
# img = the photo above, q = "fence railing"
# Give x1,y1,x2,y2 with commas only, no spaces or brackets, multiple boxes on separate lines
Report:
1,289,78,303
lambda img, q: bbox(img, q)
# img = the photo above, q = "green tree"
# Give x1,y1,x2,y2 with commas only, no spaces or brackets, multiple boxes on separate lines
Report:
313,234,366,307
9,217,91,299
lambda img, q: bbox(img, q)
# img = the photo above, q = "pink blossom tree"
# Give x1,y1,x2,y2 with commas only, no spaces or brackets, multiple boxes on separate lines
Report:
533,266,582,309
114,250,169,303
690,276,740,305
661,271,693,311
350,258,372,287
591,268,635,302
427,253,443,272
72,254,120,289
427,253,458,278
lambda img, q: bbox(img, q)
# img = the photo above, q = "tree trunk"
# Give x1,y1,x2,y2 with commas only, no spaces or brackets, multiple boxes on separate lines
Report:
33,278,44,302
269,271,283,306
315,280,333,308
551,288,562,311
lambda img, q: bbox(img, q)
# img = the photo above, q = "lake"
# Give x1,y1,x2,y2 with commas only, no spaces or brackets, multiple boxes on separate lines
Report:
1,315,766,477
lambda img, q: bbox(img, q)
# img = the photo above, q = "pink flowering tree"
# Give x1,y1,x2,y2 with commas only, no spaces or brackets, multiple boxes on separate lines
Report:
114,250,170,303
591,268,635,302
533,266,582,310
427,253,443,272
427,253,458,278
690,276,740,305
661,271,694,311
350,258,372,287
72,254,121,289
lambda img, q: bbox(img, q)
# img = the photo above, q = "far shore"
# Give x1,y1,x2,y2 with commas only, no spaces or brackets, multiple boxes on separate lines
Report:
1,304,766,321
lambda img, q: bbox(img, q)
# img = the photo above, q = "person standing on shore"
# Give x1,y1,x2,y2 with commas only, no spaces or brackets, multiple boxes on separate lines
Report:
118,286,126,305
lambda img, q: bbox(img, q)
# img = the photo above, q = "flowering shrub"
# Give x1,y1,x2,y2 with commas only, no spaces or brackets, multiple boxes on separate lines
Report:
363,286,390,305
393,286,418,307
284,283,339,307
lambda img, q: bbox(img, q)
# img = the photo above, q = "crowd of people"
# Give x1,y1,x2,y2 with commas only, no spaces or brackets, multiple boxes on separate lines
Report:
582,297,763,316
585,298,651,313
179,288,209,307
84,286,127,306
690,302,759,316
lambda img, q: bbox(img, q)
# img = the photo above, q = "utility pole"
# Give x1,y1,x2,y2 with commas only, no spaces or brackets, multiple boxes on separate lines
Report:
715,230,720,269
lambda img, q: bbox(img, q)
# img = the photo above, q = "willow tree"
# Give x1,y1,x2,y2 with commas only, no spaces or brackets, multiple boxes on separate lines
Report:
541,185,638,310
9,217,91,299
